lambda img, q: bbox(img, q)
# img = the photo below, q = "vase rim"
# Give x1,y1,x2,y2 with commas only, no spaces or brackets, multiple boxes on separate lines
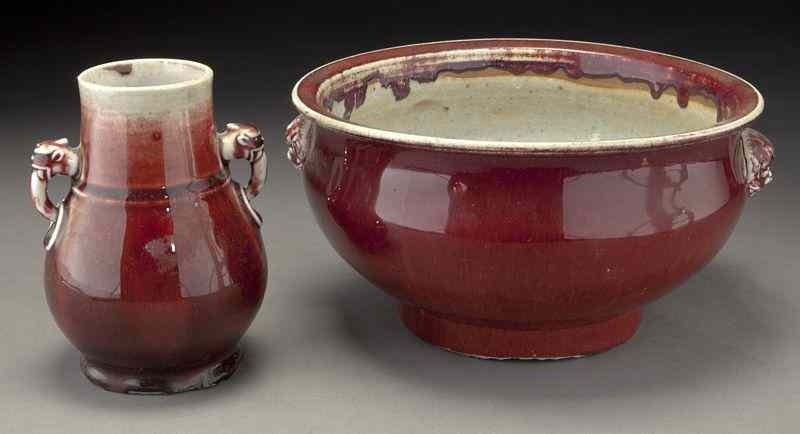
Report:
77,58,213,92
77,59,214,114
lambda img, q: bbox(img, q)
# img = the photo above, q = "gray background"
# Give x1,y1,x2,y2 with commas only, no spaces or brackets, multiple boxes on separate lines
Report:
1,5,798,433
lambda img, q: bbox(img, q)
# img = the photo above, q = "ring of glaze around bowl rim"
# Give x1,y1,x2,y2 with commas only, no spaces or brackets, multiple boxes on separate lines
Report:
292,39,764,154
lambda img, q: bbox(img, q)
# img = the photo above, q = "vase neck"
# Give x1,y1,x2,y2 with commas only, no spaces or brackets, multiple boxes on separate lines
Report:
77,59,223,191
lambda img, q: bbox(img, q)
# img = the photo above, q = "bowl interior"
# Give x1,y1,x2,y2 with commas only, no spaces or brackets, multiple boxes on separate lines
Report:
346,70,719,141
309,42,760,144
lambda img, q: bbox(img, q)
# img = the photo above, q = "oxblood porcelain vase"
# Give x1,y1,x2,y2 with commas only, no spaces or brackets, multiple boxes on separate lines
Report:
30,59,267,393
286,39,776,359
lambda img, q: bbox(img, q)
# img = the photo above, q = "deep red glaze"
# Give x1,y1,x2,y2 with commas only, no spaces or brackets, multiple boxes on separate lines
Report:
45,102,267,384
291,40,765,358
401,306,643,359
302,129,744,352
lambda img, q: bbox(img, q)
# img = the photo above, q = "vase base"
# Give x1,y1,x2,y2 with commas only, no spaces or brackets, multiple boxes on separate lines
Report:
81,349,241,394
400,306,642,360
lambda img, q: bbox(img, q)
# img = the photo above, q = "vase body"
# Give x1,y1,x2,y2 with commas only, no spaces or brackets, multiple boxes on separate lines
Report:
32,59,267,393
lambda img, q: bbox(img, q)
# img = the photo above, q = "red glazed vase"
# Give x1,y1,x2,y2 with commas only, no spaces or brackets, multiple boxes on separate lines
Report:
286,40,775,359
30,59,268,393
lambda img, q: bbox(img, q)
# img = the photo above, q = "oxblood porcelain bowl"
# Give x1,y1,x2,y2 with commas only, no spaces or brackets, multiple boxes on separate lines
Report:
286,40,775,359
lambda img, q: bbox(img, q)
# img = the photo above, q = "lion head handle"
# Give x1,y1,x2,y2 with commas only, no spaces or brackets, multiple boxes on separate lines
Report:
31,138,80,180
219,123,264,163
286,115,314,169
735,128,775,197
217,123,267,224
30,138,81,223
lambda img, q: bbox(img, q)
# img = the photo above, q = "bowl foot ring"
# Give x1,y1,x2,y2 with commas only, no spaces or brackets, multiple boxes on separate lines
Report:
80,348,242,394
401,306,642,360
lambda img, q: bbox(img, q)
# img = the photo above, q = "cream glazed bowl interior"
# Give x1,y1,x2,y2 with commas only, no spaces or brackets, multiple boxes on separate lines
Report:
286,39,775,359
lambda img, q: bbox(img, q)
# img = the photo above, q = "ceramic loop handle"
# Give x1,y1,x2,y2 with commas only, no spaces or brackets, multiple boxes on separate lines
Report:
286,114,315,170
736,127,775,197
30,138,80,222
218,123,266,225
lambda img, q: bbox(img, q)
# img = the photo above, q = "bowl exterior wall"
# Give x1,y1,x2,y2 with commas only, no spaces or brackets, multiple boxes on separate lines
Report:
302,126,746,327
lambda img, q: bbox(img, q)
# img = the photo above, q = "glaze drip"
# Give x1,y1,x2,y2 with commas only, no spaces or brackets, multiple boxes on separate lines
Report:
321,51,737,123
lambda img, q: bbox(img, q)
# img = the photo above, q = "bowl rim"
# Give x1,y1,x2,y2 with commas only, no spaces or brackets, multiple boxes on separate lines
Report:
291,38,764,154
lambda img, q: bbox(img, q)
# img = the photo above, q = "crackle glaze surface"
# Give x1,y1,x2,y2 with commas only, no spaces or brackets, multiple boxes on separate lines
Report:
290,39,774,358
35,59,267,393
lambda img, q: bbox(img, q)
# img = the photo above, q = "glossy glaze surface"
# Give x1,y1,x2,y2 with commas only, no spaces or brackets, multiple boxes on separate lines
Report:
303,128,743,324
290,40,774,358
34,59,267,393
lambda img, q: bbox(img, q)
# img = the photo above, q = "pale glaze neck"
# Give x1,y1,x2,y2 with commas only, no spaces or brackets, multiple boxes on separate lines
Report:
77,59,223,192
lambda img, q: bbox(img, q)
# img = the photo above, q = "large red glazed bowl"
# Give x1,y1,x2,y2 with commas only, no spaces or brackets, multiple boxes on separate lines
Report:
286,39,775,359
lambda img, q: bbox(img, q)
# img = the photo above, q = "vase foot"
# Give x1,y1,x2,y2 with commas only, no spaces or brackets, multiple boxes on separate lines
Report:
80,349,241,394
400,306,642,360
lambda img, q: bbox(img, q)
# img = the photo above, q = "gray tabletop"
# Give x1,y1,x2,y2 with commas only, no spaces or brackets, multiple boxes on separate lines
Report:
1,38,798,433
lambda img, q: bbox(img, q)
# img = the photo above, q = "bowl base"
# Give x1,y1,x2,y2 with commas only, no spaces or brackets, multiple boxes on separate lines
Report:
80,349,241,394
401,306,642,359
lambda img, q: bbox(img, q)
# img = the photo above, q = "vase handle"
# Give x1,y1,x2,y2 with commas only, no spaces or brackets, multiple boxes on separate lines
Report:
735,127,775,197
218,123,266,226
286,114,314,170
30,138,81,250
30,138,80,221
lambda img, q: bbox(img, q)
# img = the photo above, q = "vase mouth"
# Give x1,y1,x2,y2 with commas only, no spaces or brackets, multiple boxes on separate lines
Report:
292,39,764,154
78,59,214,114
78,58,213,92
